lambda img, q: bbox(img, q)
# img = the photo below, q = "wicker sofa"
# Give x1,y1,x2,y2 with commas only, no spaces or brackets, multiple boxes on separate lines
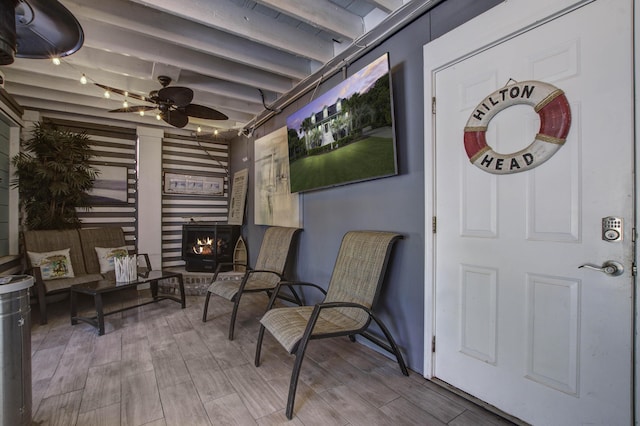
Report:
22,227,142,324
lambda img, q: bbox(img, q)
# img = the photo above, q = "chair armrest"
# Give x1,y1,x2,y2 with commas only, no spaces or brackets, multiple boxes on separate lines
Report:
264,280,327,311
245,268,282,278
211,262,250,281
279,281,327,295
136,253,152,271
315,301,369,311
26,265,47,308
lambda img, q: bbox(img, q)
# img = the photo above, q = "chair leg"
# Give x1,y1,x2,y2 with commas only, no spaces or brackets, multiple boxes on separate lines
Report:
39,299,47,325
371,315,409,376
255,324,266,367
286,339,311,420
37,289,47,325
228,294,242,340
202,291,212,323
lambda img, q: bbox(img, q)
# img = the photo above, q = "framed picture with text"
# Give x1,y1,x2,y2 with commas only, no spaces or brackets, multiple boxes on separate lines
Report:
163,172,224,196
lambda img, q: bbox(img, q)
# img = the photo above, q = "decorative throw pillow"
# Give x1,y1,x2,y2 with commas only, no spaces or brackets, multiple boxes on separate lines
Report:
27,248,75,280
95,246,129,273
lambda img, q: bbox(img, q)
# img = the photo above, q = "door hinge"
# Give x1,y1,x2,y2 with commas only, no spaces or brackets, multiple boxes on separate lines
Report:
432,97,436,115
432,216,437,234
432,335,436,353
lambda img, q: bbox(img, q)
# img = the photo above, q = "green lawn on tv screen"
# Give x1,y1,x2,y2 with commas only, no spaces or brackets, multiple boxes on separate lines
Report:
289,136,396,193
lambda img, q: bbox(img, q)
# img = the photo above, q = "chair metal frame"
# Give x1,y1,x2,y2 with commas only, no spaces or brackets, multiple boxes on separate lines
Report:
201,227,302,340
254,231,408,419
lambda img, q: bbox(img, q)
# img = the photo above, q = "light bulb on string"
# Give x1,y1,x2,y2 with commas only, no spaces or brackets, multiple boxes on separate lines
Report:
197,126,202,133
156,113,161,120
139,110,145,117
214,129,219,135
52,57,61,65
123,100,128,108
104,90,111,99
80,74,87,85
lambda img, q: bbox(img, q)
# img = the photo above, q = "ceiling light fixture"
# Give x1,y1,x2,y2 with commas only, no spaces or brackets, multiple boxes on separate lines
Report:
52,57,61,65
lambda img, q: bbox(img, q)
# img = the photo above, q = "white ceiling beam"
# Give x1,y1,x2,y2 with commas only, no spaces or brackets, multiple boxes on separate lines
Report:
78,19,295,95
129,0,334,63
3,68,263,118
252,0,363,41
5,55,273,110
12,95,244,133
5,81,254,125
60,0,314,80
368,0,404,14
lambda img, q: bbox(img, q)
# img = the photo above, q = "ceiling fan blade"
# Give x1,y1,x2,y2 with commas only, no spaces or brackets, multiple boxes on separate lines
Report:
157,86,193,107
108,105,156,113
94,83,149,102
183,104,228,120
162,109,189,128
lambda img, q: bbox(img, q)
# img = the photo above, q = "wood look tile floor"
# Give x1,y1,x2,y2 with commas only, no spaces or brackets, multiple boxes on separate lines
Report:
30,289,516,426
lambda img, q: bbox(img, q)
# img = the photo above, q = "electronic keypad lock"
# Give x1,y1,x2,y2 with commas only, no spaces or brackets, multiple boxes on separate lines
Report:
602,216,622,242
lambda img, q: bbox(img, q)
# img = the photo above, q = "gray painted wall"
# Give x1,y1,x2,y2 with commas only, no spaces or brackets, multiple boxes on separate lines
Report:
228,0,501,374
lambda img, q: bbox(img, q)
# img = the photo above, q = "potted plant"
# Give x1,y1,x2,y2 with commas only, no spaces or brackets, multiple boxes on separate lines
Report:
11,122,98,230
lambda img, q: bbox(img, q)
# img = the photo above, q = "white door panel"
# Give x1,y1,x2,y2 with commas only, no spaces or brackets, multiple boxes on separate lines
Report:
431,1,633,424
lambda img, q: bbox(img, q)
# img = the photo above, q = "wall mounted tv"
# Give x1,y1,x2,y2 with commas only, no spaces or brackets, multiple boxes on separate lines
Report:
286,53,397,193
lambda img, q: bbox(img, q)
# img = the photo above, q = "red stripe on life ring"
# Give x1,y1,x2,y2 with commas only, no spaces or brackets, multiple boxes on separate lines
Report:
538,94,571,140
464,130,488,160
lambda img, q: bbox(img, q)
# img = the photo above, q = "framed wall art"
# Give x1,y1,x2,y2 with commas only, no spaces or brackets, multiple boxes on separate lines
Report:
163,172,224,196
228,168,249,225
254,126,302,227
88,164,129,205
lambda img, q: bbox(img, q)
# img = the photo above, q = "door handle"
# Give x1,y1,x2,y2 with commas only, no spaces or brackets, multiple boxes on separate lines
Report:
578,261,624,276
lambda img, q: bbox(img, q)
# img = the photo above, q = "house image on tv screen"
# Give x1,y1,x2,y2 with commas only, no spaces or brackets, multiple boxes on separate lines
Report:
286,53,398,193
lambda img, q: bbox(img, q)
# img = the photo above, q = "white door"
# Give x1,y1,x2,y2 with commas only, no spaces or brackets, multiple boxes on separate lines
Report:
431,1,634,425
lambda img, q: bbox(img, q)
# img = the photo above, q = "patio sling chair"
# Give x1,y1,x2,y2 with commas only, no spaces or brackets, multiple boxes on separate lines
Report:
254,230,409,419
202,226,302,340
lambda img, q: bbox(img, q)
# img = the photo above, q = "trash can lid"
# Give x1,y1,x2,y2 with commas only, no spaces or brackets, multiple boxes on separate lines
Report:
0,275,34,294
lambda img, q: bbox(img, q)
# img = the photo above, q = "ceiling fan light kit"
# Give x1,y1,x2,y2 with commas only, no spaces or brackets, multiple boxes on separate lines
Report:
97,76,228,128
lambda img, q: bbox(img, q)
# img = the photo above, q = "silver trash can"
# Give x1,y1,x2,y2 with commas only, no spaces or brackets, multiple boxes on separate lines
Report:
0,275,34,426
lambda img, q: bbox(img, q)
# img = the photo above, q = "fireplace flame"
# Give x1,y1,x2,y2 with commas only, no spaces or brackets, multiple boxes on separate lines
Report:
193,237,215,255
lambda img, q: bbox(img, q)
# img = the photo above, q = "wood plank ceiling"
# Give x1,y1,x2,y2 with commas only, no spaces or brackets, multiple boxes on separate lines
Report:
1,0,409,137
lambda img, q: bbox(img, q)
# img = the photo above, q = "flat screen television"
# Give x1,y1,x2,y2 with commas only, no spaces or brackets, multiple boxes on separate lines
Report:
286,53,397,193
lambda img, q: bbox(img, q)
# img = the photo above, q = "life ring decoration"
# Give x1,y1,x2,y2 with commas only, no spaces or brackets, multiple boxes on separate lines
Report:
463,80,571,175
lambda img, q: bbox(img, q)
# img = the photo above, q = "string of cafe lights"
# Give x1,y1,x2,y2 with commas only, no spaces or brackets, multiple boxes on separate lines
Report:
50,56,229,135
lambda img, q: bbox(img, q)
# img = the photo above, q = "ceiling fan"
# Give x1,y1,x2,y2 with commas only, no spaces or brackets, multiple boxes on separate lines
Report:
95,76,229,128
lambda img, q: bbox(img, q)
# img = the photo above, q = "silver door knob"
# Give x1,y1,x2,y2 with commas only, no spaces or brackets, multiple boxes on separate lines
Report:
578,261,624,276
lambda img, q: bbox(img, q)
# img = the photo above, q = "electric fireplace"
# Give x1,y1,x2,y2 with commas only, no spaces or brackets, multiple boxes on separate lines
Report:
181,223,240,272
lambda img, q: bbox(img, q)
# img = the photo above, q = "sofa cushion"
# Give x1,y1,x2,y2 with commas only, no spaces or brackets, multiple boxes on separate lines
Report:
79,227,127,274
27,248,75,280
95,246,129,273
23,229,87,276
43,273,105,293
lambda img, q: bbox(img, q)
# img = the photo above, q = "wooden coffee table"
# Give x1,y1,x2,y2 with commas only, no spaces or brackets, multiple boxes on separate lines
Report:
70,270,185,335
